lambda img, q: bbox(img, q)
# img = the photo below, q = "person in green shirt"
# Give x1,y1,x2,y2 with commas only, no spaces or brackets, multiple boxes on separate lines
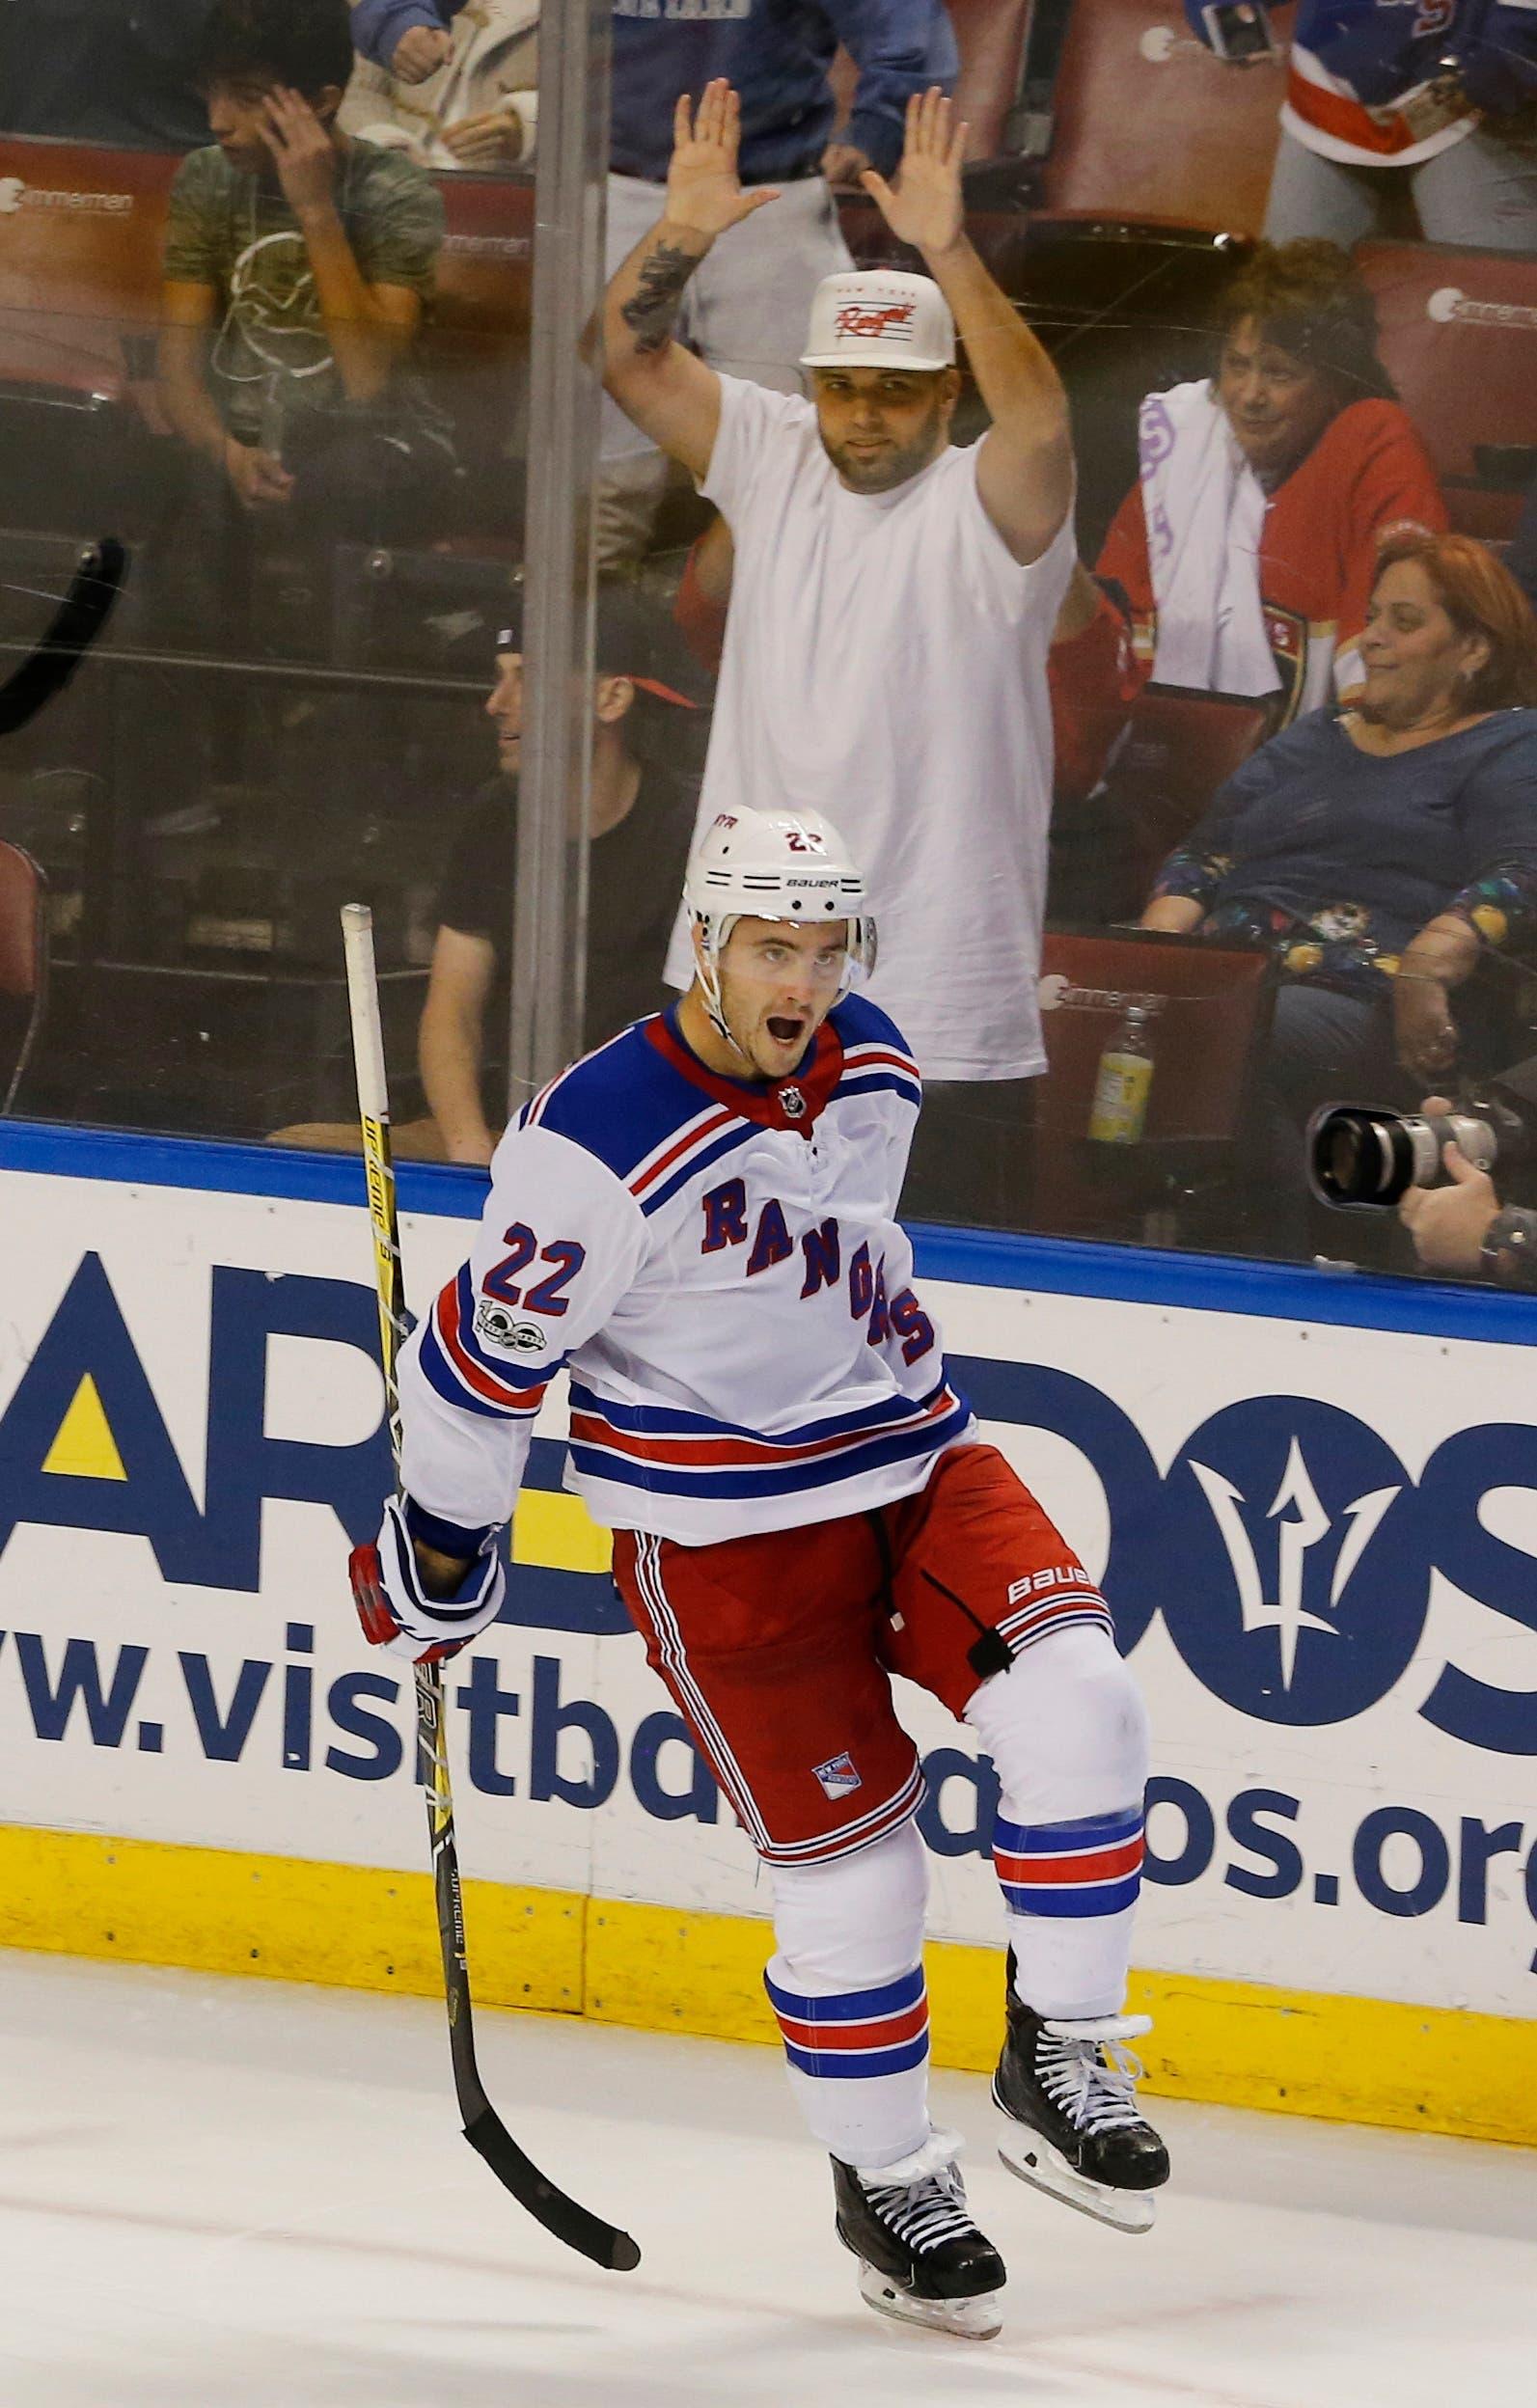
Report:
157,0,446,536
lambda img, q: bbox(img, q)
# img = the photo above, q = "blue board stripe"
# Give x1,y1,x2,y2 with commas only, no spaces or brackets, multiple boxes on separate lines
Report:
3,1119,1537,1346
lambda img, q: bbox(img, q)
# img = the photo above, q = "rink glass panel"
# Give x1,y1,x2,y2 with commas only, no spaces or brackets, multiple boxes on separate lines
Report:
0,40,567,1157
4,17,1534,1278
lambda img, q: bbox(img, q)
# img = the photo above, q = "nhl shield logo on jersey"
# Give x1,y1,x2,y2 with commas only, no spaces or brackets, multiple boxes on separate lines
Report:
812,1750,863,1799
780,1085,808,1120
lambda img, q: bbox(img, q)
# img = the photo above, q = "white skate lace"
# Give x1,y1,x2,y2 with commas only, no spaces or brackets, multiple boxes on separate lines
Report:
1037,2019,1151,2137
857,2129,977,2257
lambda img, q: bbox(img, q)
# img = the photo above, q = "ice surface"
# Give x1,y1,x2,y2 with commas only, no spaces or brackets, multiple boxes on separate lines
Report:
1,1950,1532,2408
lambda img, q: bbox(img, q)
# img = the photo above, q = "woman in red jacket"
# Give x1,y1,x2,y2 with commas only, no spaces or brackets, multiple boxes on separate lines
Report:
1087,240,1447,739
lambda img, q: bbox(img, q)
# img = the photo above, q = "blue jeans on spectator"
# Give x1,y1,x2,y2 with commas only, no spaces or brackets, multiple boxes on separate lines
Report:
1264,125,1537,251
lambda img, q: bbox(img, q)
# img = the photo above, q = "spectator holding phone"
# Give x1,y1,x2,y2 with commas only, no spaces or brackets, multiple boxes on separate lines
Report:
158,0,447,546
1190,3,1537,251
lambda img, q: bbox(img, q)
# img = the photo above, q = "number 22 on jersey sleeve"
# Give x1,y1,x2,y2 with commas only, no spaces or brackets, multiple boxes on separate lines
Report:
484,1221,588,1317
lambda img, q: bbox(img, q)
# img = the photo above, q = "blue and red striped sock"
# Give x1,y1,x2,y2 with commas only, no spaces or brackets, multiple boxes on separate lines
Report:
993,1805,1144,2018
763,1961,931,2166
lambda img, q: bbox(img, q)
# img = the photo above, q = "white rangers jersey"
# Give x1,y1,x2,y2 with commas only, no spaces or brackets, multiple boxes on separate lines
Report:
397,993,976,1551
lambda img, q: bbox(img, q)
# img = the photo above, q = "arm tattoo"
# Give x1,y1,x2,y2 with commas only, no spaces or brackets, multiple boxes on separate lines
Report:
620,240,701,355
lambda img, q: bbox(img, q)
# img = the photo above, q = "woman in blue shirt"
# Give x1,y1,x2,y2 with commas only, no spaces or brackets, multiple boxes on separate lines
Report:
1142,527,1537,1248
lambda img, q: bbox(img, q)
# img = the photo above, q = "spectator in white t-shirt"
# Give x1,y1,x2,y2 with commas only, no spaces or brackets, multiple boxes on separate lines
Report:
599,81,1075,1226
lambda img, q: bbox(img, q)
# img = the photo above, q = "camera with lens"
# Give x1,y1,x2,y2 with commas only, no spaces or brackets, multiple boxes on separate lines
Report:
1307,1058,1537,1211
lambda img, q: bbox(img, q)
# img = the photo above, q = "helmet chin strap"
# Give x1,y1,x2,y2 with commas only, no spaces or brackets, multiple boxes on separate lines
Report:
698,928,759,1071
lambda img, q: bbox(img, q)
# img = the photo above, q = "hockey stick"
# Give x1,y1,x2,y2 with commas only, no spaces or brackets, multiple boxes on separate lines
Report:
0,537,126,738
340,901,642,2274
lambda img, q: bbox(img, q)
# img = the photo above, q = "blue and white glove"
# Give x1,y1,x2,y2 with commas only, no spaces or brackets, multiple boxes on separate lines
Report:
349,1495,506,1664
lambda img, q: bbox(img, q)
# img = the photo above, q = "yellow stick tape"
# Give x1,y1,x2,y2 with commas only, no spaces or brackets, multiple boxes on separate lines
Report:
3,1824,1533,2148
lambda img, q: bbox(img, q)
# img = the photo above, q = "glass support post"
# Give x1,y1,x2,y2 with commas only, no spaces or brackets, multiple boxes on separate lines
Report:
508,0,612,1108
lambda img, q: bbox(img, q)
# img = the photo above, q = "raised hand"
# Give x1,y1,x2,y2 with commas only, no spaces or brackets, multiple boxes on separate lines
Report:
261,86,339,218
860,87,968,260
665,79,781,239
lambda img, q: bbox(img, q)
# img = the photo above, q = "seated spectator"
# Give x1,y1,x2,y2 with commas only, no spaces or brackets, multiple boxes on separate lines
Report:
0,0,216,149
157,0,449,555
1139,530,1537,1253
1060,241,1447,780
270,588,702,1163
341,0,538,170
421,591,702,1163
1190,3,1537,254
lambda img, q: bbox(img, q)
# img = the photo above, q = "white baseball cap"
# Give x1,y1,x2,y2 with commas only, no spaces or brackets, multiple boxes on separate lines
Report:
800,269,956,372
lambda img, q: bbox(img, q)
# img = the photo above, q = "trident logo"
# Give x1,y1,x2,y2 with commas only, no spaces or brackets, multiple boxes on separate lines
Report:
1188,1439,1401,1690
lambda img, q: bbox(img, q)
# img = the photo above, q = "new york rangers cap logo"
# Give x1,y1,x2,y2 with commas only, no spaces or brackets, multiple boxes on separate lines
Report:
813,1751,862,1799
801,269,955,372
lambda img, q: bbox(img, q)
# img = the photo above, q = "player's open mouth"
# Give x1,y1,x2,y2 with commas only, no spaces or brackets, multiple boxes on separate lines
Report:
767,1016,805,1045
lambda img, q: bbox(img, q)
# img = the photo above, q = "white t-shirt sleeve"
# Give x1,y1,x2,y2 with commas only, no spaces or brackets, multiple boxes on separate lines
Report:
397,1122,645,1542
953,443,1078,627
701,373,815,527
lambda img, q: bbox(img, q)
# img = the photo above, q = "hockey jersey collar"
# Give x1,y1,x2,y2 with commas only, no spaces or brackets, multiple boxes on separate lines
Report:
647,1005,844,1135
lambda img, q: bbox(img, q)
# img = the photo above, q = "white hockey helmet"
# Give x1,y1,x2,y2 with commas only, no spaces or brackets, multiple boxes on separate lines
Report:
684,805,876,1041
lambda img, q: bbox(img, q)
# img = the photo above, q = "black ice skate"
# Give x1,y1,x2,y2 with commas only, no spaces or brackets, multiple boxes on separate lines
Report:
993,1956,1169,2234
832,2128,1006,2340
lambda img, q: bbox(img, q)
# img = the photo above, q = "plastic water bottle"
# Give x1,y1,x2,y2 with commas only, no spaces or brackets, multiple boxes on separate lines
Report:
1088,1001,1155,1146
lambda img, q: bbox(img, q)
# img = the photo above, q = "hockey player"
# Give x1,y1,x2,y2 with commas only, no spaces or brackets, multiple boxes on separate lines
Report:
350,805,1168,2340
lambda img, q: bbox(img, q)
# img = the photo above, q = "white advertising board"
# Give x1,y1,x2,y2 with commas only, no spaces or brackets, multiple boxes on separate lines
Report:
1,1138,1534,2024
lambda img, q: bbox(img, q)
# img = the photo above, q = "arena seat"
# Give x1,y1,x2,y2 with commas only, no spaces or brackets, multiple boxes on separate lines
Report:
1041,0,1284,233
1029,925,1274,1241
0,839,49,1114
1049,682,1272,925
1101,684,1272,905
1353,240,1537,542
949,0,1032,161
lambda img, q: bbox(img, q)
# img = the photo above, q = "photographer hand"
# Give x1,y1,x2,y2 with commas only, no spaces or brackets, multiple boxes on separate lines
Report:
1397,1109,1500,1273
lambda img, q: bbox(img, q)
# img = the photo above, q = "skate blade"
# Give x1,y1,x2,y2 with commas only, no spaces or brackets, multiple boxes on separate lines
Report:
997,2131,1157,2234
857,2262,1003,2340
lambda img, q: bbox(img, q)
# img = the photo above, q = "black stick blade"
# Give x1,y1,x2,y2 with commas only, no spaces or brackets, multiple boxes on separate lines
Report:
462,2106,642,2272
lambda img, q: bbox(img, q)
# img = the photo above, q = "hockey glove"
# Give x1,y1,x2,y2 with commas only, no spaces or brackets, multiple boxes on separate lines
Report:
349,1494,506,1664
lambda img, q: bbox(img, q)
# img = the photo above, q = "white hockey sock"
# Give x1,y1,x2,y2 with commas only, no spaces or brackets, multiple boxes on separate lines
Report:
765,1820,931,2168
965,1624,1151,2020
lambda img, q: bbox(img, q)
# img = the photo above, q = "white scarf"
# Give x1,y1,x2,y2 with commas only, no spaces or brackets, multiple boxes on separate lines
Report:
1138,378,1276,697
